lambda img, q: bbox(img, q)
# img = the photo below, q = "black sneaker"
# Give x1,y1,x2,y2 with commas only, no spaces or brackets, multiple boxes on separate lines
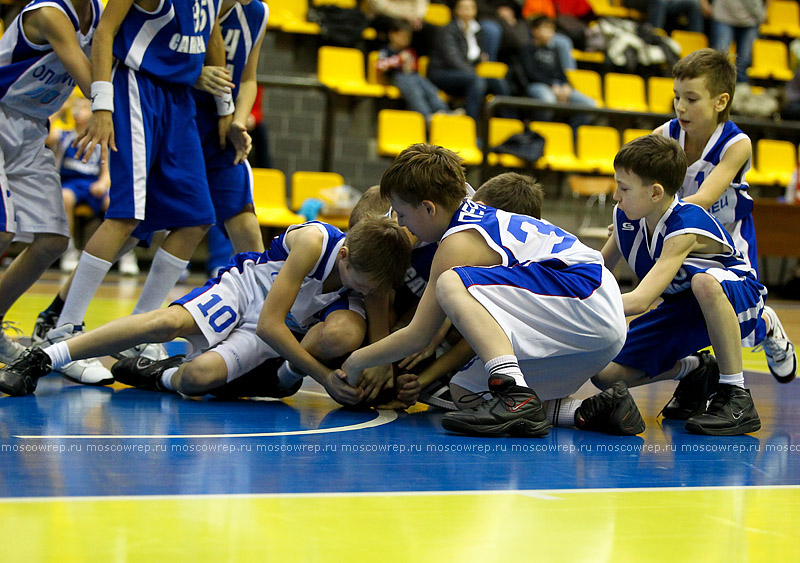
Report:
685,384,761,436
0,347,53,396
441,374,550,437
31,310,59,346
111,354,185,391
418,378,457,410
660,352,720,420
575,381,645,435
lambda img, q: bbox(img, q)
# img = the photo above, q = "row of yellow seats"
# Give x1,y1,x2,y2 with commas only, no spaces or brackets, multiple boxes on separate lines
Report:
251,168,350,230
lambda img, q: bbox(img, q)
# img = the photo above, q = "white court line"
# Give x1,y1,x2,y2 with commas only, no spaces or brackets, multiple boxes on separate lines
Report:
14,409,398,440
1,484,799,504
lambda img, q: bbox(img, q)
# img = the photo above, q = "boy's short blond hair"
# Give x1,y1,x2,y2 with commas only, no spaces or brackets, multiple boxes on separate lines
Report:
348,185,390,229
379,144,467,212
473,172,544,219
345,213,411,289
614,135,687,196
672,48,736,122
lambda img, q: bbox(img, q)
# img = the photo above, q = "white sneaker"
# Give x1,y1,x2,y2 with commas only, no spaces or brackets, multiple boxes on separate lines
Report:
60,247,80,272
118,250,140,276
115,342,168,362
0,321,25,365
43,323,114,386
756,305,797,383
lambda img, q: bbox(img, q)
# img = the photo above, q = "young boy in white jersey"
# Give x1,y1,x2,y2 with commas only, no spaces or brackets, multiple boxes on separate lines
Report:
654,48,796,384
339,144,636,437
27,0,244,384
594,134,768,435
0,0,101,366
0,215,411,403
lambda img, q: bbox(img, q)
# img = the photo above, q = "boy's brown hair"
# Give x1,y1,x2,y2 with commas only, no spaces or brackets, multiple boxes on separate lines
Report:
473,172,544,219
348,185,390,229
345,213,411,289
614,135,687,196
672,48,736,122
379,144,467,212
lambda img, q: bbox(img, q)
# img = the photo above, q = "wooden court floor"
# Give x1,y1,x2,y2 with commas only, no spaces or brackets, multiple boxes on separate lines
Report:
1,272,799,561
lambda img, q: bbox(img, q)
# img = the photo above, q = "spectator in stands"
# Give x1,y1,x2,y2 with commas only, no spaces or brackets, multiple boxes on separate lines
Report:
365,0,437,56
780,65,800,121
710,0,765,86
426,0,512,121
622,0,707,33
377,19,454,121
516,15,596,127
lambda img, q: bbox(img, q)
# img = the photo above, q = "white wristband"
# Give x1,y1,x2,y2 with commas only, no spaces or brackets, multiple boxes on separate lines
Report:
90,81,114,112
215,91,234,116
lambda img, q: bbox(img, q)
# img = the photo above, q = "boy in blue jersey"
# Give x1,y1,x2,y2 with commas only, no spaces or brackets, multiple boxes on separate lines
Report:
654,48,797,384
340,144,636,437
0,0,101,367
30,0,246,384
0,215,411,403
594,134,768,435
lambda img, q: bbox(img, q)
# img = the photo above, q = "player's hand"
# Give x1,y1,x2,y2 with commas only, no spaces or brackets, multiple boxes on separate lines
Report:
340,352,363,386
398,341,437,371
194,65,234,96
395,373,421,407
228,121,252,165
325,369,364,406
89,178,110,198
74,111,115,165
607,223,613,237
357,364,394,403
217,114,233,150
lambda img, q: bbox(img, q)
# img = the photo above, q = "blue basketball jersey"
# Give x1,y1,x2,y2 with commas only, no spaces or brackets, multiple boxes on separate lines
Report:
0,0,102,119
112,0,221,86
56,128,101,181
442,198,603,267
662,119,753,224
193,0,267,119
613,197,755,295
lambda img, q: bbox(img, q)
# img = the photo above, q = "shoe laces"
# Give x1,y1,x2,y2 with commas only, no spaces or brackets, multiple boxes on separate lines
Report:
705,385,733,415
457,387,521,410
753,336,788,362
1,320,24,339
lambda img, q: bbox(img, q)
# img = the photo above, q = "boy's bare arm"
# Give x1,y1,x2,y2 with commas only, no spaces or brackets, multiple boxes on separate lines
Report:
227,26,267,165
25,7,92,96
682,138,751,210
622,234,696,315
601,235,622,270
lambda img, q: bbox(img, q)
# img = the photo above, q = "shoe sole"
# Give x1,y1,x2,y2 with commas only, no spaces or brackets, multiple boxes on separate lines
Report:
0,382,31,397
59,372,115,386
684,418,762,436
770,355,797,384
442,417,551,437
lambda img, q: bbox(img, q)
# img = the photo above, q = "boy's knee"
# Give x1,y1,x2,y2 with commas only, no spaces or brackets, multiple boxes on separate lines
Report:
436,270,466,305
691,273,723,302
317,315,366,358
178,357,227,394
31,233,69,258
140,307,188,341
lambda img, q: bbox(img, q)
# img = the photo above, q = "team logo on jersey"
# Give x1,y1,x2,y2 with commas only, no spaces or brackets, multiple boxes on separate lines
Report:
621,222,635,231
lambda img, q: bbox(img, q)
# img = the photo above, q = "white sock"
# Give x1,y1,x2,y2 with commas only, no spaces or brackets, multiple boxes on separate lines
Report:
277,361,304,388
719,372,745,388
132,247,190,315
485,355,526,387
544,397,582,427
58,252,113,327
160,367,178,391
43,341,71,368
674,355,701,380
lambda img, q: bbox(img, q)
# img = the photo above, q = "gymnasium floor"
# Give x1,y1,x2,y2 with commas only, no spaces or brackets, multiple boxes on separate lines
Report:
1,273,799,561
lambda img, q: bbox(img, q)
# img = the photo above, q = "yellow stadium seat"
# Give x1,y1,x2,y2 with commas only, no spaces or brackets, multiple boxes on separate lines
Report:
576,125,620,175
571,49,605,64
367,51,401,98
429,114,483,165
290,171,351,229
267,0,321,33
424,3,451,26
317,46,386,97
568,175,616,237
566,68,604,108
760,0,800,38
648,76,675,114
487,118,527,167
475,61,508,79
748,39,794,81
529,122,590,172
622,128,653,145
604,72,648,112
251,169,306,228
314,0,357,7
377,109,427,157
586,0,643,19
670,30,708,56
753,139,797,185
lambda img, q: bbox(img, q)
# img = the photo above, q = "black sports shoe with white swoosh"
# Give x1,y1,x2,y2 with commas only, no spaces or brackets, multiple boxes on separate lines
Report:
111,355,185,391
441,374,550,437
685,384,761,436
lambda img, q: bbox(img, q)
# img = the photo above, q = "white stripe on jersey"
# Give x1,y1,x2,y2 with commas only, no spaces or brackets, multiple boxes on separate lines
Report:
128,68,147,218
124,5,175,71
233,4,253,56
